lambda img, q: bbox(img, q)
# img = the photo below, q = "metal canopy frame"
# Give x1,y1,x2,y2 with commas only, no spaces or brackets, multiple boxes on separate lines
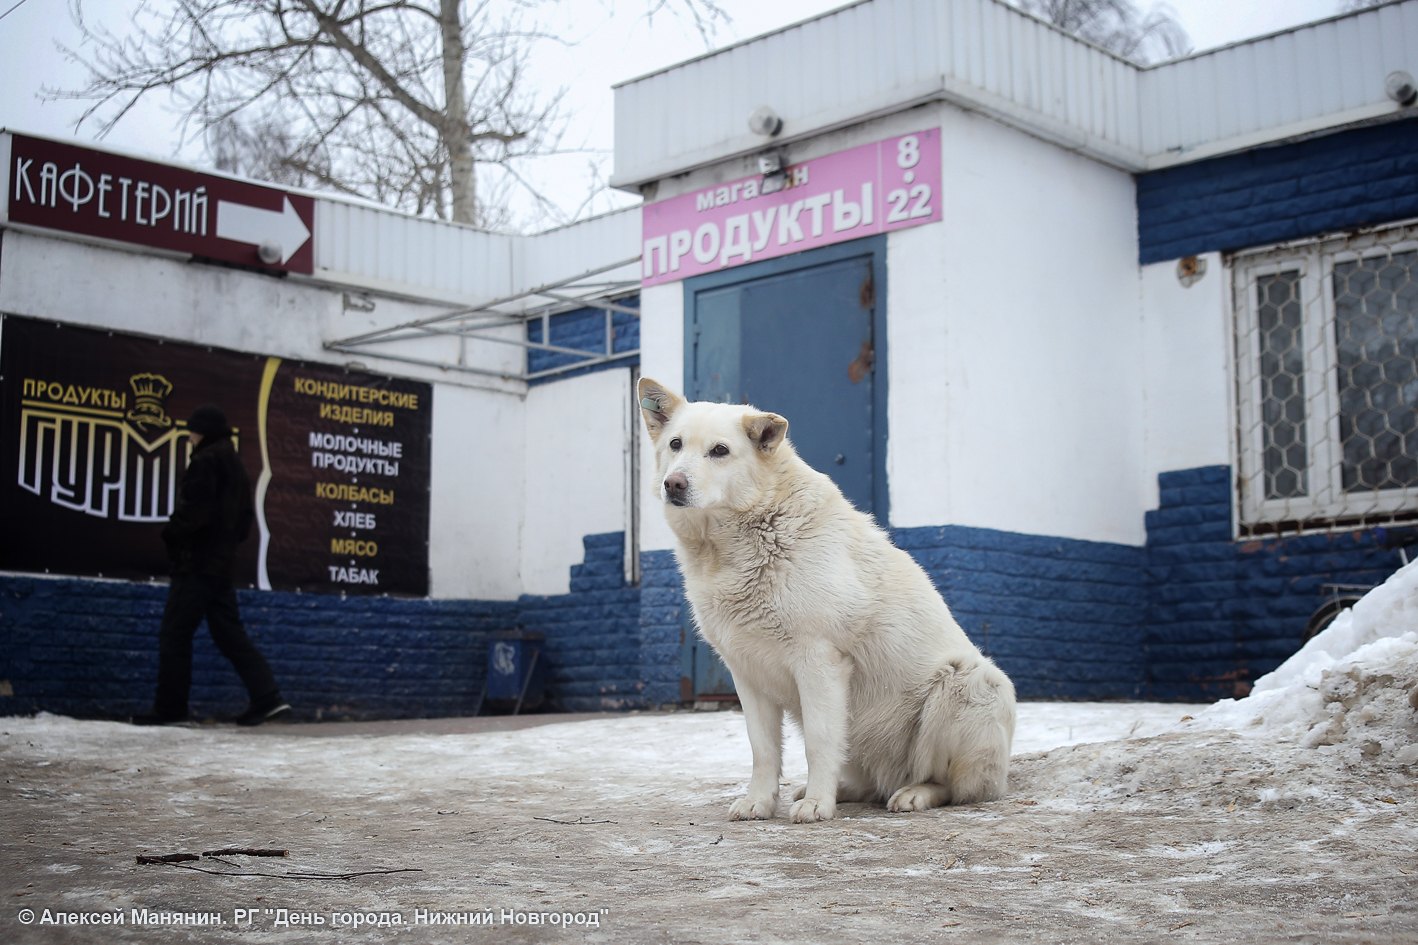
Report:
325,256,642,382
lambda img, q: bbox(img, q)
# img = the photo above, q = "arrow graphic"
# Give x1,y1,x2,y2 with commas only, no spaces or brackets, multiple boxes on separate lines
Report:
215,196,311,264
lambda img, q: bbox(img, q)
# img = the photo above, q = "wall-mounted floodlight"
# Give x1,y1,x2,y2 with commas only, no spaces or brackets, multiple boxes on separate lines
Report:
1387,70,1417,107
748,105,783,137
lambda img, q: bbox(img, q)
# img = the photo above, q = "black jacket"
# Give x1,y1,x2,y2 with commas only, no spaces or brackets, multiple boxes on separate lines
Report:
162,435,254,578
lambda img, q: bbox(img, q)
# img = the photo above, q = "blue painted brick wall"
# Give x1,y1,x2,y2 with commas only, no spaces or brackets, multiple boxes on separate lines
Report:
1144,465,1400,700
0,574,516,720
518,532,643,711
633,474,1408,704
526,298,640,384
891,525,1148,700
638,525,1149,702
1137,117,1418,264
637,549,686,708
0,532,661,720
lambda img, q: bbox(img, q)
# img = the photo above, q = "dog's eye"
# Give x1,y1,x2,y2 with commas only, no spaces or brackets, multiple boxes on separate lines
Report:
669,437,682,451
710,444,730,457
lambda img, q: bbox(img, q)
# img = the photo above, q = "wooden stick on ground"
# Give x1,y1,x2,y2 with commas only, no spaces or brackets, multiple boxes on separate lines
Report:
135,853,199,864
532,815,617,825
171,863,424,881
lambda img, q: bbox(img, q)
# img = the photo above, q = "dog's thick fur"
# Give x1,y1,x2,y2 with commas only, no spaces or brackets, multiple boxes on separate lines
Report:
639,378,1016,822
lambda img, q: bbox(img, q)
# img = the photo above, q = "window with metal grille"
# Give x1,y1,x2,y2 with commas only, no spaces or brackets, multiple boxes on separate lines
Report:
1233,220,1418,537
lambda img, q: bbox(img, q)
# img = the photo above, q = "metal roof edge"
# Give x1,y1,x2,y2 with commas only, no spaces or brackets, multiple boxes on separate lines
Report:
609,73,1150,192
936,75,1147,173
611,0,1144,91
613,72,1413,190
523,204,641,237
610,77,952,191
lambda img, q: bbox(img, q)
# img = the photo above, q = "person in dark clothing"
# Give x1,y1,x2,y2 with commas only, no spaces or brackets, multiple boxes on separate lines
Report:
131,405,289,726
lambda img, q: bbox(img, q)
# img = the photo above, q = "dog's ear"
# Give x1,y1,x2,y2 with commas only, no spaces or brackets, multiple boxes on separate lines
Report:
742,412,788,454
638,377,685,442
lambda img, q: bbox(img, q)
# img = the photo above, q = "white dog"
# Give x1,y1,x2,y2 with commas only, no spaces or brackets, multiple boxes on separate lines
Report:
639,378,1016,823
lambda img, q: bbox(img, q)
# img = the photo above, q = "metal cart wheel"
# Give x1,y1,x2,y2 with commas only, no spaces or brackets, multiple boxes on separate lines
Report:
1302,595,1364,643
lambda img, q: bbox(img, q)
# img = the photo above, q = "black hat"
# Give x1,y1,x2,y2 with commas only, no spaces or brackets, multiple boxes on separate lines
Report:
187,404,232,438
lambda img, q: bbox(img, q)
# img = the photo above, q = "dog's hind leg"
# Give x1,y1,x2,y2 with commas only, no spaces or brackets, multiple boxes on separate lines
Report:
898,657,1016,810
946,659,1015,804
729,682,783,821
887,781,952,812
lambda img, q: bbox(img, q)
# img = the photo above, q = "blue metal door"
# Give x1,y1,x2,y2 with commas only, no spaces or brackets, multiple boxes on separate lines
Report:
679,237,889,699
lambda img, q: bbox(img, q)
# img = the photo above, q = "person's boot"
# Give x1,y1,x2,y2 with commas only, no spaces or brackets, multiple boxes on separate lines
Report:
235,695,290,726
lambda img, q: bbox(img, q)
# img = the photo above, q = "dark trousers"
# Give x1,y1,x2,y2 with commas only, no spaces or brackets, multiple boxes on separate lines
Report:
154,573,280,718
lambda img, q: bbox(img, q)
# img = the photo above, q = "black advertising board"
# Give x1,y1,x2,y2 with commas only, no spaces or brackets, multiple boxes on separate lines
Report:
0,316,430,595
6,134,316,274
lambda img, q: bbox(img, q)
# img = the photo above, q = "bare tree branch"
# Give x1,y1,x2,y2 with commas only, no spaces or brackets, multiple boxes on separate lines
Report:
642,0,730,47
1014,0,1190,64
54,0,559,225
54,0,732,228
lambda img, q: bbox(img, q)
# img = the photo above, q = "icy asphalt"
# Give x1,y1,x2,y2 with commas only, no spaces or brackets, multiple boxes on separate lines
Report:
3,698,1415,944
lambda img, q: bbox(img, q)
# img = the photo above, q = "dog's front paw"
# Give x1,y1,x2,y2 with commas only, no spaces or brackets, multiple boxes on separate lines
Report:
789,796,836,823
729,795,777,820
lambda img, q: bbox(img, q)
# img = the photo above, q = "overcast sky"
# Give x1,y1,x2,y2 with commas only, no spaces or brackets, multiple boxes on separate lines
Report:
0,0,1354,226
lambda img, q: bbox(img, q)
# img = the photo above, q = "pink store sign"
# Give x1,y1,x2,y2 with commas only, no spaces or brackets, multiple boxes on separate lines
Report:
640,129,940,286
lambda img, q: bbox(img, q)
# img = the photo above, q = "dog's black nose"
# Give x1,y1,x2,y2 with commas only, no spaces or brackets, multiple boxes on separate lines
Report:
664,472,688,499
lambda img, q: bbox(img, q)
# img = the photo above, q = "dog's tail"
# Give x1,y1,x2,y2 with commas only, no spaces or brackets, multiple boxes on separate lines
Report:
913,655,1016,804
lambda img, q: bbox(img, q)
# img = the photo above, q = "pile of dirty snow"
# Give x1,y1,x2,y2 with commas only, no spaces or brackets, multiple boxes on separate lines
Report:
1191,558,1418,765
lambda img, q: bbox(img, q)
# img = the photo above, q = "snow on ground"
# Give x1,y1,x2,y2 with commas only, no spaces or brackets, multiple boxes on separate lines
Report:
4,626,1415,942
2,700,1205,808
1009,701,1201,755
1186,558,1418,766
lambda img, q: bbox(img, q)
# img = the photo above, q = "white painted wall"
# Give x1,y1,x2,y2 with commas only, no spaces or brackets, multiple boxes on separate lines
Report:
1,229,340,359
883,220,950,530
1139,253,1233,510
521,368,633,595
429,384,525,599
634,282,684,553
904,102,1148,546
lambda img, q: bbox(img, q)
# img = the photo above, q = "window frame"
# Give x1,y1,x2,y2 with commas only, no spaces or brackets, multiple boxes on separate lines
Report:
1231,220,1418,537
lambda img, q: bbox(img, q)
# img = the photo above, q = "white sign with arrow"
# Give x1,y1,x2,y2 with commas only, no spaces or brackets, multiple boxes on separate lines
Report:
215,196,312,265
